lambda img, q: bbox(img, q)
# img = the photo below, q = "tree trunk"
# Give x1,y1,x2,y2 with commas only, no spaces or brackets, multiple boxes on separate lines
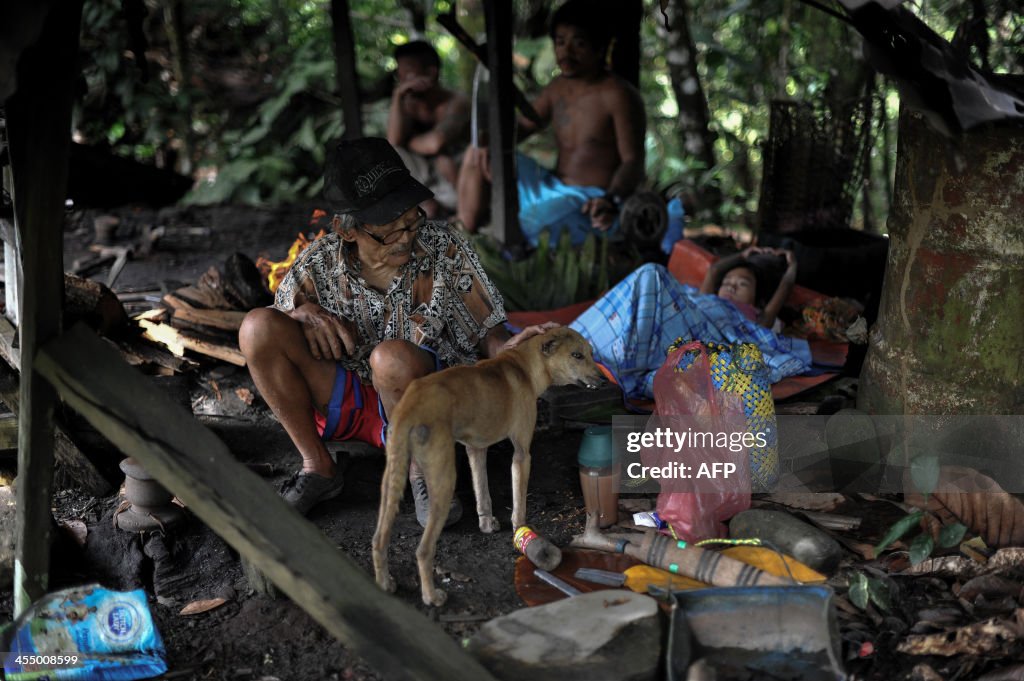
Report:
859,110,1024,414
163,0,193,174
330,0,363,139
656,0,721,222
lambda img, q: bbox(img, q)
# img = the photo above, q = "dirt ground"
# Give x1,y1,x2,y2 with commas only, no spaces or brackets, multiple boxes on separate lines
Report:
1,204,1018,681
0,204,605,681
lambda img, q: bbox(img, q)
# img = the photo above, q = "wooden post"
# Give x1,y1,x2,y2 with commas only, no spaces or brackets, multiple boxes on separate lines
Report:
6,0,83,615
36,324,500,681
330,0,364,139
610,0,643,88
484,0,522,248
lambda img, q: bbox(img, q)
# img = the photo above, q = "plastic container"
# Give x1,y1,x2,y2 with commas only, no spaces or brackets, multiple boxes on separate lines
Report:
513,526,562,571
578,426,620,529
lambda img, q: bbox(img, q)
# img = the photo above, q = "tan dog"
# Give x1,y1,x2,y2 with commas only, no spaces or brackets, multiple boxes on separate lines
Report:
372,327,606,606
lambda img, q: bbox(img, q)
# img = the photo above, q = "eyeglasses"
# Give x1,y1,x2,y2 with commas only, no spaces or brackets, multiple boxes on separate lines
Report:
357,208,426,246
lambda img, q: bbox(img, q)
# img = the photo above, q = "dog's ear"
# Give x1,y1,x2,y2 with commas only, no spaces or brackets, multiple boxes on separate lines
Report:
541,337,560,355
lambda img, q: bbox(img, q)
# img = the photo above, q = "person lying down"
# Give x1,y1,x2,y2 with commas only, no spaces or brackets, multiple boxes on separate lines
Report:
569,248,813,400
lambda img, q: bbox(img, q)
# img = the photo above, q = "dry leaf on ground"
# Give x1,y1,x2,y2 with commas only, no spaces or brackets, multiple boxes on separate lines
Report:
179,597,228,616
905,467,1024,548
897,611,1024,657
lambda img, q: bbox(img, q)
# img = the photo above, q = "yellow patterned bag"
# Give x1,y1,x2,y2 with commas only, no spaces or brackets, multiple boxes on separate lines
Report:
664,338,779,492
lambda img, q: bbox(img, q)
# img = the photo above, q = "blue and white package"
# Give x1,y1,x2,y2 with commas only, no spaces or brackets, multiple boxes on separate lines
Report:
3,584,168,680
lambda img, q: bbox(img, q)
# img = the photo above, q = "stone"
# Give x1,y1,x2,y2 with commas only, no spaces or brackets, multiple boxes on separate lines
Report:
729,508,843,575
467,589,661,681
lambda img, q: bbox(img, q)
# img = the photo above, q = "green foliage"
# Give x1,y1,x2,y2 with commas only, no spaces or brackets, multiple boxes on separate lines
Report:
848,571,893,612
874,451,968,566
74,0,1024,215
471,231,610,312
76,0,188,163
186,43,341,205
874,510,924,556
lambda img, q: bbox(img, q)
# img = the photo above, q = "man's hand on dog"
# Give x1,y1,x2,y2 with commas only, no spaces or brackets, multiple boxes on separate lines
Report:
502,321,561,352
291,302,358,360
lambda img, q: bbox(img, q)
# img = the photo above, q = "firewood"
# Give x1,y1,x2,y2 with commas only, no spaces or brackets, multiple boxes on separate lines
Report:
169,302,246,333
64,273,129,336
170,284,233,311
139,319,246,366
114,336,198,374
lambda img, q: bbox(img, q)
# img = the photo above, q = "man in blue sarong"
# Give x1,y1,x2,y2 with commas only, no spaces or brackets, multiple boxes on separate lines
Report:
454,0,646,246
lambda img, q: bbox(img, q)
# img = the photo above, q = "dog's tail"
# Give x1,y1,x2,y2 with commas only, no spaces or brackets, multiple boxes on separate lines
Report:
374,422,415,549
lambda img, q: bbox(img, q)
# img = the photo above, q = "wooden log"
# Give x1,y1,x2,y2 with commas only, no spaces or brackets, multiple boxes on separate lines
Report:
169,284,233,311
170,305,246,333
64,273,129,336
114,336,197,374
36,323,499,681
7,0,84,615
139,319,246,366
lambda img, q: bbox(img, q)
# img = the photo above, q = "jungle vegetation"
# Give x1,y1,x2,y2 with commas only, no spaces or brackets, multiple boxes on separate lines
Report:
75,0,1023,230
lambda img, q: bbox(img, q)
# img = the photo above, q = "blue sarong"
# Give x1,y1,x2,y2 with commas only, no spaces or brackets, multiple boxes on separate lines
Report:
569,263,814,399
517,153,620,247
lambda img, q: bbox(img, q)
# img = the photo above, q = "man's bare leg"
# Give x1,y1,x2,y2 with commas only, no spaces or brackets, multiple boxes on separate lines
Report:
239,307,337,478
369,339,436,417
370,340,462,527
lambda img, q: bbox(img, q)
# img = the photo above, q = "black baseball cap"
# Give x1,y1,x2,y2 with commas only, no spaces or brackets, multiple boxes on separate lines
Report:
322,137,434,225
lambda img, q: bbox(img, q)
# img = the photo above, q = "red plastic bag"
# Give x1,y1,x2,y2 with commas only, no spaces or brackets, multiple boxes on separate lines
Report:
650,341,752,541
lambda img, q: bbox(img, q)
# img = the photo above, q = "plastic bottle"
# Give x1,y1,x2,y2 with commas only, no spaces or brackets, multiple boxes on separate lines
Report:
661,196,686,255
513,526,563,571
578,425,620,529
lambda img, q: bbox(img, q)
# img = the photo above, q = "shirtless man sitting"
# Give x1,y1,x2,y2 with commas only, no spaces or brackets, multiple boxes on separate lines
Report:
455,0,646,246
387,40,470,218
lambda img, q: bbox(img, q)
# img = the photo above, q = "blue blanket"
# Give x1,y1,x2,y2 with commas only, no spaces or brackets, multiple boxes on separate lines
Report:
517,154,620,247
569,263,813,399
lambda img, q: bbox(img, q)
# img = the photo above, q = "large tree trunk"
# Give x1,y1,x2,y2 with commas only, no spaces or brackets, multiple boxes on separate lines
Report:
859,110,1024,415
656,0,721,222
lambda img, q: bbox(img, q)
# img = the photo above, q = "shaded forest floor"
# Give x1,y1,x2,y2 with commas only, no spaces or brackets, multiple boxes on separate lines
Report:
0,204,1021,681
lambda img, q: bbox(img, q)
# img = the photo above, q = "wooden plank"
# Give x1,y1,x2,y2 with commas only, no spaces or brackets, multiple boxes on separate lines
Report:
7,0,84,615
115,336,197,373
139,319,246,366
169,284,232,310
483,0,521,248
36,323,499,681
171,306,246,333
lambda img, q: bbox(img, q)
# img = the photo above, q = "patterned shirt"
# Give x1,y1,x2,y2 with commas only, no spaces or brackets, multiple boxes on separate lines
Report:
274,222,506,381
